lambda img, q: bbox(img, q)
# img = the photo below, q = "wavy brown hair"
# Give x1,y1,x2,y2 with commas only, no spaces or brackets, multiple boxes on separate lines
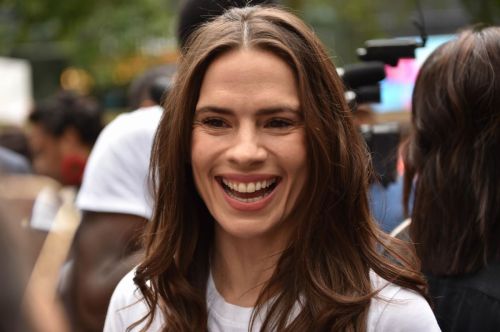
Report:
134,6,427,331
403,26,500,276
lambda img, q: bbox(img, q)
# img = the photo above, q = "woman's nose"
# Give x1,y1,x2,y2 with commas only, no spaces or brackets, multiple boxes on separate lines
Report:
226,126,268,168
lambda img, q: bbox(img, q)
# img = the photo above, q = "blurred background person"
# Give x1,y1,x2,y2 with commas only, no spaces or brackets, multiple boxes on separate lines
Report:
0,126,32,175
0,201,33,332
0,145,31,175
61,63,174,332
401,26,500,331
0,124,59,270
27,91,103,187
0,199,70,332
64,97,164,332
22,91,103,260
127,64,176,110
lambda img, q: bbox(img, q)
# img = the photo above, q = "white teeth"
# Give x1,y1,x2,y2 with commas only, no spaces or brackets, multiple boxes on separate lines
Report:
221,177,277,193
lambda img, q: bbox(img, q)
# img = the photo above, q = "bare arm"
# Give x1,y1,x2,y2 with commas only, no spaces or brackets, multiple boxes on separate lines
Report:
63,211,147,332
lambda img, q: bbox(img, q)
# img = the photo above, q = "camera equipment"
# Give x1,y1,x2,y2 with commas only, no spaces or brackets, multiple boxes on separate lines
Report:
344,85,381,107
339,44,412,185
340,1,428,186
337,62,386,89
339,35,426,107
357,38,421,66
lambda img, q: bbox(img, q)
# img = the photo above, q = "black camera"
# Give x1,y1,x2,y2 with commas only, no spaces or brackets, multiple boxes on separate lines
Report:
340,37,424,186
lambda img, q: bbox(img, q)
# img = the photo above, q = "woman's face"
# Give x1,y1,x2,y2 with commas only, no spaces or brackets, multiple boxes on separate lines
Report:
191,48,307,242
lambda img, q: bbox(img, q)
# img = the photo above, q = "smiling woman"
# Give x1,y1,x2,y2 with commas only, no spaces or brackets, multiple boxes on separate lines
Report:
191,48,306,242
103,5,439,332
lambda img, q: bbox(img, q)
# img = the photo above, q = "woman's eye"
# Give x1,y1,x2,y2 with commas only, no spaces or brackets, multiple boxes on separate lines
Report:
266,118,294,128
202,118,229,128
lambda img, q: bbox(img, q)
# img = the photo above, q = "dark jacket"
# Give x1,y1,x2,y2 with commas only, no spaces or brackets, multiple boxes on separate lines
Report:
426,262,500,332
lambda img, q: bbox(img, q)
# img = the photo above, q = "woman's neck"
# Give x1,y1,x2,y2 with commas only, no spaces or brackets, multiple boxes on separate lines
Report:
211,227,289,307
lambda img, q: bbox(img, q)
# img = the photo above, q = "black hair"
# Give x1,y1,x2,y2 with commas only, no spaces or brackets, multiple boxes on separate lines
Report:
28,91,103,147
127,65,177,110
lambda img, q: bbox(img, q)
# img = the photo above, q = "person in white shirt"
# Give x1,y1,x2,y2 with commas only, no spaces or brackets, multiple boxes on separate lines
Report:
61,106,163,331
105,6,440,331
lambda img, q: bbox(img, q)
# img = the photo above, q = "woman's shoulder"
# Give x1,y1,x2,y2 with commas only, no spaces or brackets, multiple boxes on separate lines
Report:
104,268,164,332
367,271,440,332
110,268,142,305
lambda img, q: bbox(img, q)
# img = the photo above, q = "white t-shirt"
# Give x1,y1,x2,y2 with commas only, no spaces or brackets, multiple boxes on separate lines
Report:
76,106,163,219
30,185,62,231
104,268,440,332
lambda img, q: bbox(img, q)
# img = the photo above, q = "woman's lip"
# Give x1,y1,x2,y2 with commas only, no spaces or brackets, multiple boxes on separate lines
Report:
217,177,280,211
215,174,279,182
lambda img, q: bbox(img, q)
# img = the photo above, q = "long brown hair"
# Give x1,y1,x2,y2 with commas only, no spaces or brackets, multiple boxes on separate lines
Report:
403,26,500,276
135,6,426,331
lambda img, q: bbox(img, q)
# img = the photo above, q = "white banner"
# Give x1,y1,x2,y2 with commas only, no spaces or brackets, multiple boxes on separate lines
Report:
0,57,33,125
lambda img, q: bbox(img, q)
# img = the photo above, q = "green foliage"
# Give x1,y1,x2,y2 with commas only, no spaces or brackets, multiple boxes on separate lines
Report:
292,0,391,65
0,0,177,90
284,0,500,65
66,0,176,86
461,0,500,23
1,0,498,93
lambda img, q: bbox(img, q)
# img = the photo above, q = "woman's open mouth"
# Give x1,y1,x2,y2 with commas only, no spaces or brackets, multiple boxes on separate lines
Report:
216,176,281,203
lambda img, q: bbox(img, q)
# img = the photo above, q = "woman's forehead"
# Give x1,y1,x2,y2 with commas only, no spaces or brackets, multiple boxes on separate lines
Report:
196,48,300,111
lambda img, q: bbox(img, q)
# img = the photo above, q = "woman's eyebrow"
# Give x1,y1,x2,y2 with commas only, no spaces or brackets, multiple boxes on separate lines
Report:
195,105,300,115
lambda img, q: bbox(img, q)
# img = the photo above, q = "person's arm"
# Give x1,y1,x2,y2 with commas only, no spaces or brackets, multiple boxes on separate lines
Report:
65,211,146,332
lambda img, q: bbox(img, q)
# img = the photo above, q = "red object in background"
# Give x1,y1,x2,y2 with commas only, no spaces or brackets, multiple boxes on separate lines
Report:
60,155,86,186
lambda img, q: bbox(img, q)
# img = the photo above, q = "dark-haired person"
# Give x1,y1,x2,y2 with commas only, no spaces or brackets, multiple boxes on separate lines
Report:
28,91,103,187
25,91,102,237
65,103,162,331
104,6,439,331
127,65,176,110
401,26,500,332
23,92,102,261
61,90,165,331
